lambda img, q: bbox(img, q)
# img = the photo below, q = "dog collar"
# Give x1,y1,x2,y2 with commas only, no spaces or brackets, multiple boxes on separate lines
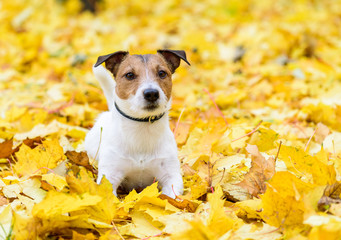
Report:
114,102,165,123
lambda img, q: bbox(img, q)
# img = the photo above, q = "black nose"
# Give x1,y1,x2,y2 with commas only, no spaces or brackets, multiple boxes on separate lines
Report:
143,89,159,102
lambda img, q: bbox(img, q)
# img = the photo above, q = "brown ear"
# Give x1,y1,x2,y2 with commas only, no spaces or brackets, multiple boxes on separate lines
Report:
94,51,129,77
157,49,190,73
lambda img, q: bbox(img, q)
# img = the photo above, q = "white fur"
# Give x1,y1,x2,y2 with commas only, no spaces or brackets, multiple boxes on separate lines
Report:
84,65,183,198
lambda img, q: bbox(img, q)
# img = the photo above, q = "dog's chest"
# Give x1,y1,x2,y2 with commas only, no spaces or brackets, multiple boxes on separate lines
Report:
120,156,157,190
114,113,172,155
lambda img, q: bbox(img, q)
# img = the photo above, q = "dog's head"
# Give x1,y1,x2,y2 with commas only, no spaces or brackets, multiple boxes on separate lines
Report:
94,50,190,118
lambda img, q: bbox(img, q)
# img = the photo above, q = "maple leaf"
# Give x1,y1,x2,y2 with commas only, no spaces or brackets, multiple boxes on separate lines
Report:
66,150,98,175
159,194,199,213
14,139,66,176
66,168,119,224
279,145,336,185
236,144,276,197
260,171,314,231
0,138,13,159
32,191,102,218
206,185,237,237
318,182,341,212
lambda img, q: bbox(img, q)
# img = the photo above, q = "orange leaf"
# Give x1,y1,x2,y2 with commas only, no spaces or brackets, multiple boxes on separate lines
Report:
66,151,98,175
159,194,199,213
0,138,13,158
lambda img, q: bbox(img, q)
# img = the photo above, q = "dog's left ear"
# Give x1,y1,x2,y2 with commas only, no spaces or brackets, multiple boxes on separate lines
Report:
94,51,129,77
157,49,190,73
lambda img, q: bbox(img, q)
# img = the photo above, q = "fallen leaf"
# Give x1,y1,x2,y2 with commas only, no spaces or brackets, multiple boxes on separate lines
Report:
159,194,199,213
314,122,330,144
171,220,216,240
0,138,13,158
260,171,314,230
66,151,98,175
318,182,341,212
206,185,237,237
236,144,276,197
41,173,67,191
14,139,66,176
32,191,102,219
0,196,9,206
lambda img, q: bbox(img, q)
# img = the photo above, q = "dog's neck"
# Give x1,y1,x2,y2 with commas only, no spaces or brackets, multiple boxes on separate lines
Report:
112,101,170,155
114,102,165,123
112,100,170,130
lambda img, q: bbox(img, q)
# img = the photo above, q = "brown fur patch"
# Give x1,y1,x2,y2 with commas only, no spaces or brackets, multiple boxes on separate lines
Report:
114,54,173,100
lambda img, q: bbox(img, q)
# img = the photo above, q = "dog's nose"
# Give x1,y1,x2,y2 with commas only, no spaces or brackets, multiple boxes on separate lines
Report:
143,89,159,102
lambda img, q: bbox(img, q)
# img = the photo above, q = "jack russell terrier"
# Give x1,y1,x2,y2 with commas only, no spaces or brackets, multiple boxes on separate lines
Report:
84,50,190,198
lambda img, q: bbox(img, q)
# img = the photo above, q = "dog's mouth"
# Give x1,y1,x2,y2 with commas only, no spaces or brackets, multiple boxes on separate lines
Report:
144,103,159,111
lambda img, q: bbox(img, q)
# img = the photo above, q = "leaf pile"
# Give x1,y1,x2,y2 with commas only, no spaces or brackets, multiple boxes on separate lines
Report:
1,0,341,239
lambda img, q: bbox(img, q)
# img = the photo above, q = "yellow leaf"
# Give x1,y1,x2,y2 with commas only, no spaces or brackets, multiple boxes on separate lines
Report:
12,212,37,240
158,212,194,234
66,168,119,223
248,127,278,152
5,106,27,122
235,199,262,220
66,128,86,140
42,173,67,191
260,172,314,229
215,90,247,109
21,178,46,203
304,215,341,240
120,182,160,212
233,223,282,240
129,210,162,238
171,219,216,240
32,191,102,218
279,145,336,185
14,139,66,176
0,205,12,239
207,185,237,237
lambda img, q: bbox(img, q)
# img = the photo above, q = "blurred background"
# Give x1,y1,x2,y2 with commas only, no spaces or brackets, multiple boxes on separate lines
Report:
0,0,341,137
1,2,341,238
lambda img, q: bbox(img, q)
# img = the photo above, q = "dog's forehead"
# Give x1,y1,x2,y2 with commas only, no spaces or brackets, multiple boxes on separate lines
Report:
123,54,167,67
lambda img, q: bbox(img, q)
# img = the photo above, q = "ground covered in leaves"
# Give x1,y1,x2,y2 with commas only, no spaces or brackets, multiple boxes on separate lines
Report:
1,0,341,239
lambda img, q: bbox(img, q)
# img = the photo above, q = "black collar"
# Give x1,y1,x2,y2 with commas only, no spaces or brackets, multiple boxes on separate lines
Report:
114,102,165,123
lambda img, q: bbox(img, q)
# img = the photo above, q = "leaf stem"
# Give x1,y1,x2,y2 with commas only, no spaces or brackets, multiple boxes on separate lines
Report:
304,126,318,152
231,120,263,142
274,141,282,162
173,107,186,135
111,220,125,240
203,88,228,125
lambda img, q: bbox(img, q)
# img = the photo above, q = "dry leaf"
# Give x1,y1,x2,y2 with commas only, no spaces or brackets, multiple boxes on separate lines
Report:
0,138,13,158
318,182,341,211
236,144,276,197
66,151,98,175
314,122,330,144
0,196,9,206
159,194,199,213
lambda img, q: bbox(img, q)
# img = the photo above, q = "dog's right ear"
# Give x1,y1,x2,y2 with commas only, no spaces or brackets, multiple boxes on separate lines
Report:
94,51,129,77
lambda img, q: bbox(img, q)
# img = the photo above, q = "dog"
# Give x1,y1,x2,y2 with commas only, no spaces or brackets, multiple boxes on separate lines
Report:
84,50,190,198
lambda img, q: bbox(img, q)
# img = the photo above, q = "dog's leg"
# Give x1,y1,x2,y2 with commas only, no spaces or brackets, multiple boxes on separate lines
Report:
97,169,125,196
97,154,125,196
155,161,183,198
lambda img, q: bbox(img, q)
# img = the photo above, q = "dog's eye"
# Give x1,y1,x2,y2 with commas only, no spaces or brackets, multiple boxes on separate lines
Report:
125,72,135,80
158,70,167,79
